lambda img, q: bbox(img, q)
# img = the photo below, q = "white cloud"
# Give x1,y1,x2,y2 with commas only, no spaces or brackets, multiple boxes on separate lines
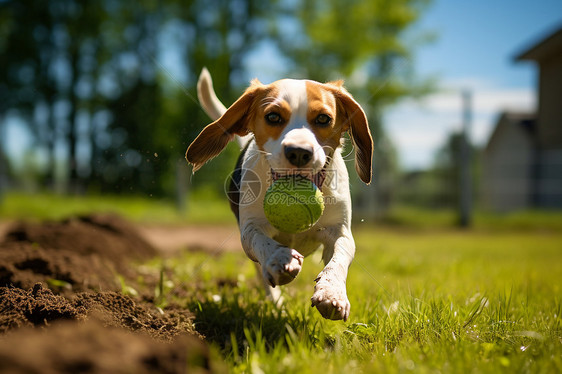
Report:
384,78,536,170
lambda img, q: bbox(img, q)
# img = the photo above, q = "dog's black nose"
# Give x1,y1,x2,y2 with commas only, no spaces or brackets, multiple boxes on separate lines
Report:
284,146,313,167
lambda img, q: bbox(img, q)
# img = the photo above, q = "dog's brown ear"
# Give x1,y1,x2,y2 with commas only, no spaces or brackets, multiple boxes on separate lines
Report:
336,89,373,184
186,84,262,171
327,79,345,88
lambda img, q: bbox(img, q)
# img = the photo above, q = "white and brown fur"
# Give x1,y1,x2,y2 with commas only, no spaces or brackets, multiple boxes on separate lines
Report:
186,68,373,321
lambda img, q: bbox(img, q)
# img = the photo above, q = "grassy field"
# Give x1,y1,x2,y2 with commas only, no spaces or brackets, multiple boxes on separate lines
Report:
2,192,561,372
3,191,562,230
0,191,234,224
145,227,562,373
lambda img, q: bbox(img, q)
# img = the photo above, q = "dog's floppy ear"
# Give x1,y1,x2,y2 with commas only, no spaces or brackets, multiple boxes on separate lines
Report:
335,89,373,184
186,83,263,171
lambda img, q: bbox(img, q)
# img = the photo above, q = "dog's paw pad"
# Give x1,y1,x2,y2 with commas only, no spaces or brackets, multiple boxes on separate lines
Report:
311,278,350,321
263,248,303,287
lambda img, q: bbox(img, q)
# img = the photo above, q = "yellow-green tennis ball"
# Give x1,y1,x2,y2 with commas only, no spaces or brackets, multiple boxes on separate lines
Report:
263,176,324,234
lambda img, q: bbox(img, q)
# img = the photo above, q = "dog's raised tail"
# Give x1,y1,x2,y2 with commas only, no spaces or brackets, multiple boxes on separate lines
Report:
197,67,226,121
197,68,251,149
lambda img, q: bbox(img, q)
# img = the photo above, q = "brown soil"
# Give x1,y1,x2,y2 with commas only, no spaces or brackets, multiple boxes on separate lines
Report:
1,215,158,293
0,284,196,340
0,321,210,374
0,214,217,373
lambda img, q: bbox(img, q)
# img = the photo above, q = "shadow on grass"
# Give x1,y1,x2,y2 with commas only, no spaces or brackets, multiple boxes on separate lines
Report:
184,286,325,358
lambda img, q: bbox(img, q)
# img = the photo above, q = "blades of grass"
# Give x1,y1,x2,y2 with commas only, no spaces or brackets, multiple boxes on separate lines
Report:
230,331,240,363
463,295,488,328
116,274,138,296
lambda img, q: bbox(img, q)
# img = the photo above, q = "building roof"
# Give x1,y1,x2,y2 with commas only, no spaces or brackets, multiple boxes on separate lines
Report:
515,24,562,62
484,111,537,153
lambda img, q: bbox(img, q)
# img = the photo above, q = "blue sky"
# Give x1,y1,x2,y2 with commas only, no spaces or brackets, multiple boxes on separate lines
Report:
384,0,562,169
415,0,560,88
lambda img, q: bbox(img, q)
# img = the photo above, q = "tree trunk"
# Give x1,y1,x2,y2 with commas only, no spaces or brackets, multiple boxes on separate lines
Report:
67,47,80,193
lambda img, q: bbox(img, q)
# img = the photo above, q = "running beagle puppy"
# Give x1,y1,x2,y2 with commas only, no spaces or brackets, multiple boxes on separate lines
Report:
186,68,373,321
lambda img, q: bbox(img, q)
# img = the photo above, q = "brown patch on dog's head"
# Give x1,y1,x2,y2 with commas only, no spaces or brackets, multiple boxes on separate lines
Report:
305,81,373,184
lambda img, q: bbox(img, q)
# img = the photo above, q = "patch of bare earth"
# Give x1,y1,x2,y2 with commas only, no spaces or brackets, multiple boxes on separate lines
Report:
0,215,221,373
138,223,241,254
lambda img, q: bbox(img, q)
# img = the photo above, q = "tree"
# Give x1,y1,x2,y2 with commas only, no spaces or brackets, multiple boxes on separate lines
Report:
0,0,110,192
0,1,55,187
0,0,433,203
0,0,272,196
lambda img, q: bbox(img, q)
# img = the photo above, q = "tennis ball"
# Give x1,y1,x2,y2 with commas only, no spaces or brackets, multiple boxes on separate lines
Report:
263,176,324,234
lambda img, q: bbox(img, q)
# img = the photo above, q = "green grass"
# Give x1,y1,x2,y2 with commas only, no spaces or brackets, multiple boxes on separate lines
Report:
0,191,234,224
3,192,562,232
384,205,562,232
146,228,562,373
2,193,561,372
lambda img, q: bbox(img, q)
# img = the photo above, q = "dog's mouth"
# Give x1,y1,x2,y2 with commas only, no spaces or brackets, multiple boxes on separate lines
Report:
270,168,327,189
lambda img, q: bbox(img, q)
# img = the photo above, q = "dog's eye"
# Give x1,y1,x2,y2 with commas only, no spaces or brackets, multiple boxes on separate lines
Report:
315,114,332,126
265,112,283,125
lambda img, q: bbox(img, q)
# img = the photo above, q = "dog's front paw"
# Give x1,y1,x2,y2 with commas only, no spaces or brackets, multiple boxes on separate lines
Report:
311,276,350,321
263,248,303,287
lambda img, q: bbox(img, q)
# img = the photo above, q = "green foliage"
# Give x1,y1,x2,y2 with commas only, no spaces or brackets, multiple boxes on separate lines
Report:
0,0,270,196
276,0,431,90
141,227,562,373
0,0,434,204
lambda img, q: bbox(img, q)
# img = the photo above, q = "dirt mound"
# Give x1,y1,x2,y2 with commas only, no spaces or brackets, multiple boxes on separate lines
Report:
0,214,157,293
4,215,157,263
0,241,121,293
0,215,212,373
0,284,84,333
0,320,212,374
0,284,196,341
